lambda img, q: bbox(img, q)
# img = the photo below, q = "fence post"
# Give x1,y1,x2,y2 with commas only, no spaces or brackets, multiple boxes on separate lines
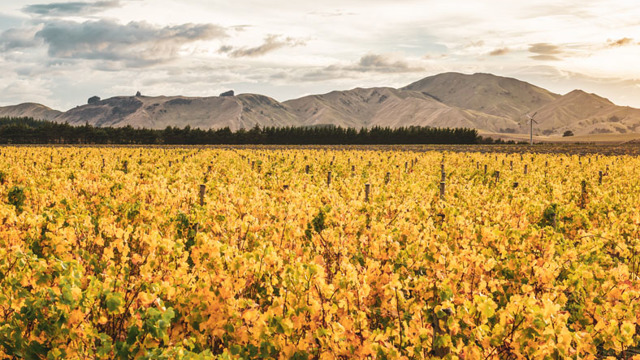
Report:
199,184,205,206
432,303,451,357
327,171,332,187
439,181,445,200
365,183,370,202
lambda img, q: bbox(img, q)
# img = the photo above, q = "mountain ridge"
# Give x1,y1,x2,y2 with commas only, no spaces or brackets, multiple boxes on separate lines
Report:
1,72,639,135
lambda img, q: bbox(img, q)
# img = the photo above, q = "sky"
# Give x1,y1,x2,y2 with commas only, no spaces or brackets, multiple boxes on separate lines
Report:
1,0,639,110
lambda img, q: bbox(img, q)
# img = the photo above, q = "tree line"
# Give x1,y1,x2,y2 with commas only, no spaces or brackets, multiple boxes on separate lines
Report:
0,117,491,145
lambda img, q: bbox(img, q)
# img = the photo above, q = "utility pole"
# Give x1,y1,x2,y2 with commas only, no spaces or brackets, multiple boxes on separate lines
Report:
527,112,538,145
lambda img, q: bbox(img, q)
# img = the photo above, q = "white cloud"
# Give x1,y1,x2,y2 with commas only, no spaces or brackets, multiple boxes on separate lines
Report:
0,0,639,108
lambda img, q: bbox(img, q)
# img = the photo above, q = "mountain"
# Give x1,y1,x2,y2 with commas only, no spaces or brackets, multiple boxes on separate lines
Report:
283,86,514,132
532,90,640,135
0,103,62,121
2,72,640,135
401,72,560,120
57,94,300,131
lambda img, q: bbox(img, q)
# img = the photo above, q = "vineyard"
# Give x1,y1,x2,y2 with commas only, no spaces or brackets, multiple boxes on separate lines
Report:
0,146,639,359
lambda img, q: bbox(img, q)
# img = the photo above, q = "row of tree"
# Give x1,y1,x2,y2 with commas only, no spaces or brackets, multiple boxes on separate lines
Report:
0,117,486,144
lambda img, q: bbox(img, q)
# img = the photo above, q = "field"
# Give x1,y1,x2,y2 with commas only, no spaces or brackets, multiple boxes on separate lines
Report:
480,131,640,145
1,145,639,359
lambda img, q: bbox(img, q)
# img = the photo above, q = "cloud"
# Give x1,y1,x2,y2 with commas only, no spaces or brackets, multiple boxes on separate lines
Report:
528,43,563,61
464,40,485,48
607,37,634,47
296,53,425,82
529,55,562,61
529,43,562,55
529,55,561,61
218,45,233,53
224,35,305,58
347,54,424,73
488,47,510,56
23,1,121,16
308,10,356,17
34,20,227,66
0,27,42,50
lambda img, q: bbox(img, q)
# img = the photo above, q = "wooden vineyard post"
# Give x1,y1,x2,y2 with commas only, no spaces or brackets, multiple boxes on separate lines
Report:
385,172,391,184
439,181,445,200
305,165,309,174
352,165,356,173
510,160,513,171
495,170,500,183
365,183,370,202
432,297,451,357
484,164,487,174
199,184,205,206
524,164,528,175
579,180,588,209
599,171,603,185
405,162,408,171
327,171,332,187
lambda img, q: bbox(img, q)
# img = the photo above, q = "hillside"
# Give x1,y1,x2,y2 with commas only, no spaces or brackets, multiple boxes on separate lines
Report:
57,94,300,131
284,87,515,132
2,72,640,135
532,90,640,135
0,103,62,121
402,72,560,120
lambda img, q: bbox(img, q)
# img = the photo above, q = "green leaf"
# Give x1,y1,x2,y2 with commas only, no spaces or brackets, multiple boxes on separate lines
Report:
106,292,124,314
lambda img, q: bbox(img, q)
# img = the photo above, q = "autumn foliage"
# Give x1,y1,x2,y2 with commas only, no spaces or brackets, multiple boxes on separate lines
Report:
0,146,639,359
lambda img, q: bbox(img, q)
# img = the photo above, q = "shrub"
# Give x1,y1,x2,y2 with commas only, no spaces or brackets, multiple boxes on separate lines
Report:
7,186,26,210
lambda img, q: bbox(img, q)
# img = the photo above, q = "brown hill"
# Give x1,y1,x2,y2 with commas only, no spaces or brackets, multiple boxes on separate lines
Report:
532,90,640,135
284,87,517,131
58,94,300,131
0,103,62,121
3,72,640,135
402,72,559,120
